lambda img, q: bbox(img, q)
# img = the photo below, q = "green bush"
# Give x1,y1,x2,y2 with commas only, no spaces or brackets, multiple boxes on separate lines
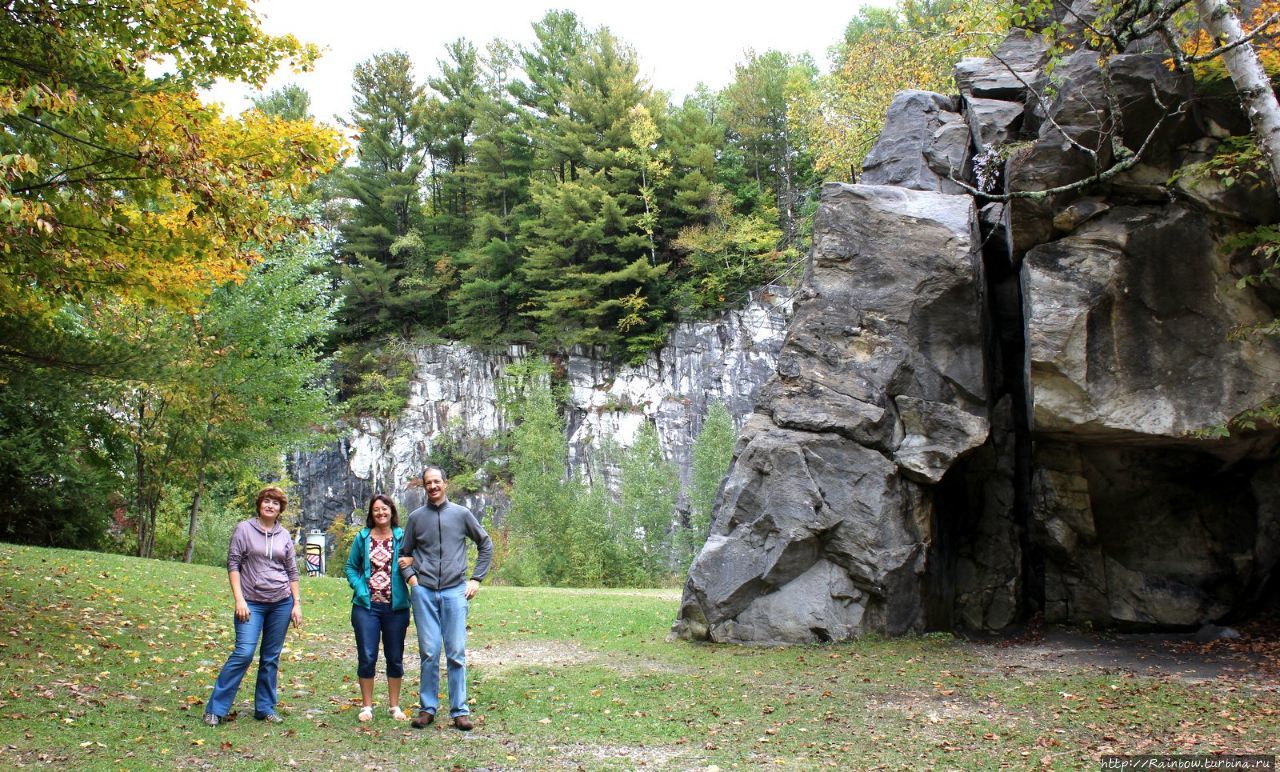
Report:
190,501,248,568
326,514,358,578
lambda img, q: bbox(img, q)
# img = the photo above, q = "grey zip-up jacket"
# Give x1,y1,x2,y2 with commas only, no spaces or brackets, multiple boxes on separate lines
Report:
399,498,493,590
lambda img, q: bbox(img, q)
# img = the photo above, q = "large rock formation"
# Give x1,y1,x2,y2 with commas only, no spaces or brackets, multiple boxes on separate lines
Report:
676,185,987,643
674,28,1280,642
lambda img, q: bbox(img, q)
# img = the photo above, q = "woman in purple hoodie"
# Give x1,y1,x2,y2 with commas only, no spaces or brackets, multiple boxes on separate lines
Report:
203,486,302,726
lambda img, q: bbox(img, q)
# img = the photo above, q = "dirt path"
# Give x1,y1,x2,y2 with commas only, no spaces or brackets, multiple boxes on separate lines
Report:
963,621,1279,689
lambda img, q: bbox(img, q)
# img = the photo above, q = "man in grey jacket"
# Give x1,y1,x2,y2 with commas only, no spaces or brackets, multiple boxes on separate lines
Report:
398,465,493,731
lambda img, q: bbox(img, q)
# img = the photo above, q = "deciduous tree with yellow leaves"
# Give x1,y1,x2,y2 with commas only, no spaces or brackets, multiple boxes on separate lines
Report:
790,0,1008,181
0,0,343,331
0,1,344,551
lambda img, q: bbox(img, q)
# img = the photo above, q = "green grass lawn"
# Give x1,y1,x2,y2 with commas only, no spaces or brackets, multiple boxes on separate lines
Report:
0,544,1275,770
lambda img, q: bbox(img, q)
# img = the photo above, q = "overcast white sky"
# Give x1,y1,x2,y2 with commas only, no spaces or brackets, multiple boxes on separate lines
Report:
202,0,891,123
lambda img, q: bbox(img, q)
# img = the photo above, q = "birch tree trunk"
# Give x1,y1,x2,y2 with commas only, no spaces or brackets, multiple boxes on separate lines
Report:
1195,0,1280,198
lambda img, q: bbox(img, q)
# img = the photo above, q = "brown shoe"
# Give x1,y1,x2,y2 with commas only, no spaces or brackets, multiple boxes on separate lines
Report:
452,714,473,731
411,710,435,729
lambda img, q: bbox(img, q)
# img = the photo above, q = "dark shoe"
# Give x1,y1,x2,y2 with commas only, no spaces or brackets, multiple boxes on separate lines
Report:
411,710,435,729
255,712,284,723
452,714,473,731
203,713,221,727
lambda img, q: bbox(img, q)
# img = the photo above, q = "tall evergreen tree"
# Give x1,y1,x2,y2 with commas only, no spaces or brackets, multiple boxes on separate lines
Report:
662,93,791,314
337,51,431,267
470,41,535,222
616,421,678,581
661,95,725,230
683,401,736,565
499,359,580,584
333,51,443,340
517,23,672,359
449,40,536,346
512,11,589,182
426,38,484,252
252,84,312,121
720,50,819,249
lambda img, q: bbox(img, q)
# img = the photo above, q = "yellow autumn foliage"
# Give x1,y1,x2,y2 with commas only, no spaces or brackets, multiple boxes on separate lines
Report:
1181,0,1280,79
791,0,1010,180
0,0,346,321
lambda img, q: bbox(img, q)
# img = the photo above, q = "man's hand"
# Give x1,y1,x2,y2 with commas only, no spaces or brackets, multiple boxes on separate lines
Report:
397,556,413,570
464,579,480,600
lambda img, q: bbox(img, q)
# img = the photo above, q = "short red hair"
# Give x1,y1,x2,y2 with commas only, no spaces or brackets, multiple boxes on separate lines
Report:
256,485,288,513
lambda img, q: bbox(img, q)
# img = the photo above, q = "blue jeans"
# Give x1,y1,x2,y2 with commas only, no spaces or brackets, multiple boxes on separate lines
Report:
206,598,293,718
409,582,469,717
352,602,410,679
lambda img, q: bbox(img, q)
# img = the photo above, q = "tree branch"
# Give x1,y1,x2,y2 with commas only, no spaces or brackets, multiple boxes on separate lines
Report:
951,84,1183,202
13,114,140,161
12,175,152,194
986,46,1104,164
1182,9,1280,64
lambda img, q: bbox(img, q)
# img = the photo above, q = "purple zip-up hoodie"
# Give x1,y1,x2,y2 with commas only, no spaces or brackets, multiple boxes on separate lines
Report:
226,518,298,603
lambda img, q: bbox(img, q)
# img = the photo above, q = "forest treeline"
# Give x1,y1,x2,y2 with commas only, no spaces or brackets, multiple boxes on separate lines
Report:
327,1,1007,413
0,0,1007,570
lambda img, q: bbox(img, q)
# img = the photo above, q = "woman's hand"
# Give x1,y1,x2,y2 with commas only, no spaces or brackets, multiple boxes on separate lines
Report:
291,603,303,629
229,572,248,622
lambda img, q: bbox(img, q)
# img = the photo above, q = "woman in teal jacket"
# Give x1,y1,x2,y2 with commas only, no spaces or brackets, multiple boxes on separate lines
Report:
345,494,411,722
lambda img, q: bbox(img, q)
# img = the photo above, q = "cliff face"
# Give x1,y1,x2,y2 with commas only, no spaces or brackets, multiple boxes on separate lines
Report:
674,30,1280,643
288,289,791,531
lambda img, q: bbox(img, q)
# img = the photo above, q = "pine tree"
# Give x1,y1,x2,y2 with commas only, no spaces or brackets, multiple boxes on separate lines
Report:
516,23,673,358
499,358,578,584
512,11,589,183
426,39,484,252
449,41,535,346
683,402,736,565
662,94,791,314
661,95,725,231
449,213,528,346
720,50,820,250
337,51,431,268
252,84,312,121
616,421,678,581
333,51,446,337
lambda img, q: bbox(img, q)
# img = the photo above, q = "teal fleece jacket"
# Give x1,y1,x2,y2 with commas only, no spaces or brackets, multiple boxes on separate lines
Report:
344,527,410,611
